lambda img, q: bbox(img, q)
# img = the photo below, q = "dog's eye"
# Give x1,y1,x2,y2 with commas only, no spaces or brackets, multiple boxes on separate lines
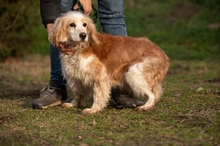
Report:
69,23,76,27
83,23,87,27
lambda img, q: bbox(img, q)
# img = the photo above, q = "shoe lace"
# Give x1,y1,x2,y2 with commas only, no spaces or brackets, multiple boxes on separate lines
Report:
40,86,56,98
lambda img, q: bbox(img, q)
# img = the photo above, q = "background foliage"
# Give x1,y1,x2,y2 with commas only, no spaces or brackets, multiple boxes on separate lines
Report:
0,0,219,61
0,0,41,61
124,0,220,60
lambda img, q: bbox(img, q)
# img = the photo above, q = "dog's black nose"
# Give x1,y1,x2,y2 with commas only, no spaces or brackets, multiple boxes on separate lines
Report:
79,33,87,40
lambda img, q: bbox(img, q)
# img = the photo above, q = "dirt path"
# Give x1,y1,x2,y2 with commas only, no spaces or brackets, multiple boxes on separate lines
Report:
0,55,50,98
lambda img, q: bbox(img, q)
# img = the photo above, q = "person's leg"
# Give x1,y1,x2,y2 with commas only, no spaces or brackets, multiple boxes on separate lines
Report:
32,44,68,109
61,0,75,13
32,0,76,109
49,44,66,88
98,0,127,36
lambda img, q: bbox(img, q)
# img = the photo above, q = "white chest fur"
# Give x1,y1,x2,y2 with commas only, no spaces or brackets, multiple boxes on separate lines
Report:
60,53,97,86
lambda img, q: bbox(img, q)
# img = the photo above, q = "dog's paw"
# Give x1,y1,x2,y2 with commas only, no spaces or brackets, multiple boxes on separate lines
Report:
61,103,74,108
82,108,98,114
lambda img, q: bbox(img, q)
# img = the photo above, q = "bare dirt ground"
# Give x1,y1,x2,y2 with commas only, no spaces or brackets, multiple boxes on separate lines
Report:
0,55,50,99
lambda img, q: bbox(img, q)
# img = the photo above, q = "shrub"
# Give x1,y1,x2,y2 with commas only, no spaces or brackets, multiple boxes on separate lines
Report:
0,0,40,61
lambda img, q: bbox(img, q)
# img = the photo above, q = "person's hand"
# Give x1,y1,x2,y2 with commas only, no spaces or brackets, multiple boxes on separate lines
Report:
46,23,54,35
59,44,76,55
73,0,92,16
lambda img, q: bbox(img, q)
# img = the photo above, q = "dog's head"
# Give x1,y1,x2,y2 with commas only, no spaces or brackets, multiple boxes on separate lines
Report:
49,11,100,48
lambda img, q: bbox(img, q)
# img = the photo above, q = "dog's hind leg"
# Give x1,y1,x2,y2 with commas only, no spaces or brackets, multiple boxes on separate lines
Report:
136,83,163,111
125,63,160,111
153,83,163,103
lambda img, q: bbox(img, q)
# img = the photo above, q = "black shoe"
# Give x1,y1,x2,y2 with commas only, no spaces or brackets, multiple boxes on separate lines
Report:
32,85,68,109
114,94,144,109
111,87,144,109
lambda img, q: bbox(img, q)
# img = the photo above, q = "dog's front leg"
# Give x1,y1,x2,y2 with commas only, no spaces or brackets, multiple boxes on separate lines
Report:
82,73,111,114
62,80,90,109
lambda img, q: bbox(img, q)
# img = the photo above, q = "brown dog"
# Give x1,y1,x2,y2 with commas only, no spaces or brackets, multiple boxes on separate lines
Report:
49,11,169,114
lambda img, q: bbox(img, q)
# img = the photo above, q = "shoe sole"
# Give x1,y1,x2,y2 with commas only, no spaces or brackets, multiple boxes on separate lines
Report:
32,101,62,109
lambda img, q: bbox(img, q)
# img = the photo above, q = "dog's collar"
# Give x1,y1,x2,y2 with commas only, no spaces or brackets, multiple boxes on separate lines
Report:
62,48,77,55
59,42,78,55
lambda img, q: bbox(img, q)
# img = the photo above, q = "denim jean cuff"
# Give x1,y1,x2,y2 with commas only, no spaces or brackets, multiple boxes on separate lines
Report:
49,80,66,90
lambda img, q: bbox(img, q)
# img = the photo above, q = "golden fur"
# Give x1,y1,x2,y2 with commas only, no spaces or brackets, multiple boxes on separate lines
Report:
49,11,169,114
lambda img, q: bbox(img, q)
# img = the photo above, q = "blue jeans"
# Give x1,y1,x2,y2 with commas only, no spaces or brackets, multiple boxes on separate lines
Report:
50,0,127,86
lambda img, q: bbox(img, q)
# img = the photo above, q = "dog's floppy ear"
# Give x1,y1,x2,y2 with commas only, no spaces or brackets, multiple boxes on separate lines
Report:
86,17,100,45
48,16,68,47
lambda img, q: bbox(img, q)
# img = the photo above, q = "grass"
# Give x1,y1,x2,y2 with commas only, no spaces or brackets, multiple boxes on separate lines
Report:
0,59,219,145
1,0,220,145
